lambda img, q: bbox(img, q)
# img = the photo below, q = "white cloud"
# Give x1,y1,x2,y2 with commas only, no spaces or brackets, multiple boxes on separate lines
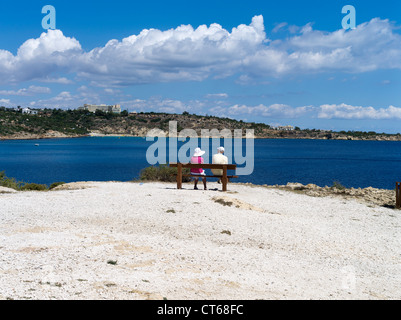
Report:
0,17,400,86
272,22,288,33
210,103,315,118
285,18,401,72
76,15,266,85
120,97,205,114
0,30,81,84
38,77,74,84
0,98,11,106
244,18,401,77
0,85,51,96
29,89,102,109
16,30,81,61
208,102,401,121
205,93,228,99
318,103,401,120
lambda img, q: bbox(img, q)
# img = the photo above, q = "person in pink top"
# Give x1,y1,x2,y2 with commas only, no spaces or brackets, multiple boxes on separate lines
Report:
190,147,207,190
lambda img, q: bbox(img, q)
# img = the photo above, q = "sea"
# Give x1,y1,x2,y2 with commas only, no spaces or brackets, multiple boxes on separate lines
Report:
0,136,400,190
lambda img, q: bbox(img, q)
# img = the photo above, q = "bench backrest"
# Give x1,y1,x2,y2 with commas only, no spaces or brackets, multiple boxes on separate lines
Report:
169,163,236,170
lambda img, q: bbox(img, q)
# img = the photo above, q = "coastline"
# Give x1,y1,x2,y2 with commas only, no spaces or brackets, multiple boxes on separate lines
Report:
0,131,88,141
2,131,401,141
1,180,400,300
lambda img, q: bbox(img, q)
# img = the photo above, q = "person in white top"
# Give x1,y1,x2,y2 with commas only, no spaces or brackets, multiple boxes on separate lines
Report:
212,147,228,183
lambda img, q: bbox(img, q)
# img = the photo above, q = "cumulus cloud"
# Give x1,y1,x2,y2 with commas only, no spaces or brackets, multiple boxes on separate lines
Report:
318,103,401,120
39,77,74,84
120,97,205,114
0,98,11,106
205,93,228,99
77,15,266,85
0,85,51,96
29,91,78,109
29,88,103,109
0,30,81,84
244,18,401,77
208,102,401,121
210,103,315,118
0,16,400,85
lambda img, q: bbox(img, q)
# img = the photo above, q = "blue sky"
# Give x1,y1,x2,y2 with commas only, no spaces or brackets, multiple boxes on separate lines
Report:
1,0,400,133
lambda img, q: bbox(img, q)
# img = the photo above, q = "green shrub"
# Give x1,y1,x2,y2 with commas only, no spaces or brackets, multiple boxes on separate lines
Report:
0,171,23,190
139,166,158,180
136,118,147,123
139,165,191,182
332,180,346,190
20,183,48,191
1,171,66,191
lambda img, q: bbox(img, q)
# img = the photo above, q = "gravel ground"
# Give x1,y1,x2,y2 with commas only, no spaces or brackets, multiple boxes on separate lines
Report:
0,181,400,300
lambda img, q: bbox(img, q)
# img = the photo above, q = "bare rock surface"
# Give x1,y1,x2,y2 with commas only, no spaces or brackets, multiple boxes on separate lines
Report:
1,181,400,300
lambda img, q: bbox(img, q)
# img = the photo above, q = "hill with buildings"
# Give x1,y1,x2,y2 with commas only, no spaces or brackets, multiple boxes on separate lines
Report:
0,106,400,141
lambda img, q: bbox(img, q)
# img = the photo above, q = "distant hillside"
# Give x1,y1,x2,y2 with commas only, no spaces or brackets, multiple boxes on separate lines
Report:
1,107,400,141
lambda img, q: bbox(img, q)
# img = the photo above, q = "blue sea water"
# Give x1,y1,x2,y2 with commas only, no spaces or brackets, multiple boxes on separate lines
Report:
0,137,400,189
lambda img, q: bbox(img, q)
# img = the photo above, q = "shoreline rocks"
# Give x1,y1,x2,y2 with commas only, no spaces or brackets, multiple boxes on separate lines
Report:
275,182,396,208
0,186,17,193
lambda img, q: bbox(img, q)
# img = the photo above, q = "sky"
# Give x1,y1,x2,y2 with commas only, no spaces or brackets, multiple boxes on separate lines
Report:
0,0,400,133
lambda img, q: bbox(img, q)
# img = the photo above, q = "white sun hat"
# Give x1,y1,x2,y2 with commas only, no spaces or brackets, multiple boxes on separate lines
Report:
193,147,205,157
218,147,225,153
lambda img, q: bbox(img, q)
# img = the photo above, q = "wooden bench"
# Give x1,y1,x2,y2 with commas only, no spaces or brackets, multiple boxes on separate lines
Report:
396,182,401,209
169,163,237,191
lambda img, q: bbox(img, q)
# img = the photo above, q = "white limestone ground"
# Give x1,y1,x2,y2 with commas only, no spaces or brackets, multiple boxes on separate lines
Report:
0,181,400,300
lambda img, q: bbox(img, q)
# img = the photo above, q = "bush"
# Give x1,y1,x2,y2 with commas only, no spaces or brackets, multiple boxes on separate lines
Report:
139,165,191,182
1,171,65,191
0,171,23,190
332,180,346,190
20,183,48,191
1,171,48,191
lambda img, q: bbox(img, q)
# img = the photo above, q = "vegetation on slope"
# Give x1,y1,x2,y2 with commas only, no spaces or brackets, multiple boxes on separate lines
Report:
0,106,400,140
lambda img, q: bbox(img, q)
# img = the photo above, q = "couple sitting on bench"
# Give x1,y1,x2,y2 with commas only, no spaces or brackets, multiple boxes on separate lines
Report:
190,146,228,190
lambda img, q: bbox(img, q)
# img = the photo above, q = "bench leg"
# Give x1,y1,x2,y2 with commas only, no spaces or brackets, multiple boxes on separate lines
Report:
222,166,227,192
177,163,182,189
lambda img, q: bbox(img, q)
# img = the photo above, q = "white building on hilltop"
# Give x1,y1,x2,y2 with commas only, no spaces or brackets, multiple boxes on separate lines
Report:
21,108,38,115
273,125,294,131
79,104,121,114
